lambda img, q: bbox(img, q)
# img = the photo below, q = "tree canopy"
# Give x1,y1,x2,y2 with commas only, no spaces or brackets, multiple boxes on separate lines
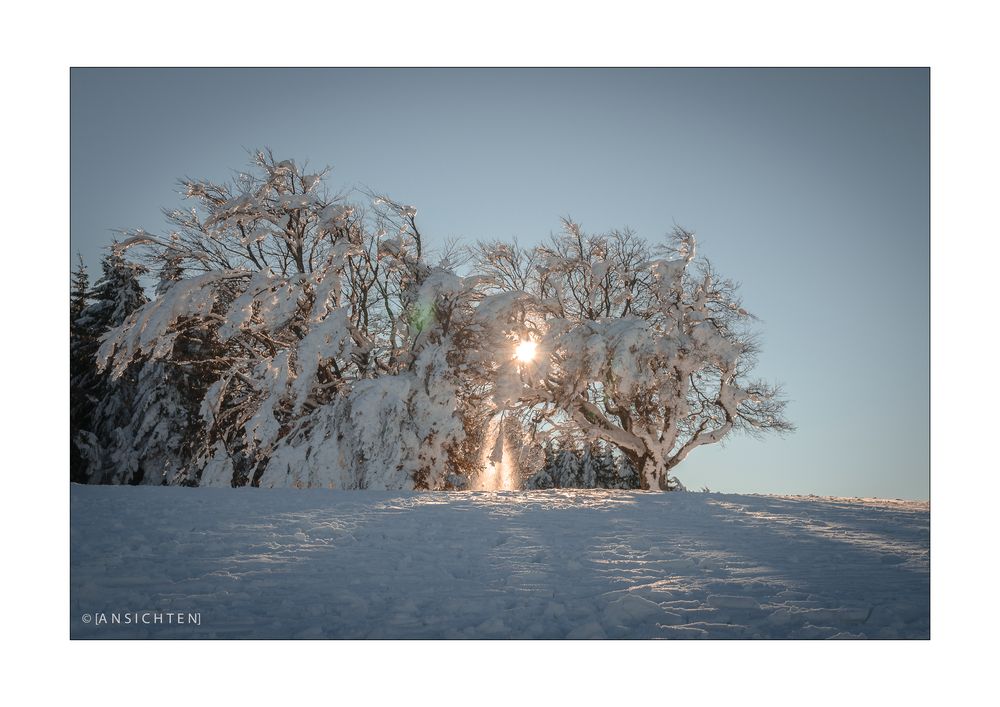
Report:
71,150,793,491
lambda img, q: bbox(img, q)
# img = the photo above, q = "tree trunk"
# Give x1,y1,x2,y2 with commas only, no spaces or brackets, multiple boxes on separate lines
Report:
625,450,668,491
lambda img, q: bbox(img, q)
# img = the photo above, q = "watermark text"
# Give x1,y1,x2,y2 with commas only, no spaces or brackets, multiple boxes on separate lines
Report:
80,611,201,626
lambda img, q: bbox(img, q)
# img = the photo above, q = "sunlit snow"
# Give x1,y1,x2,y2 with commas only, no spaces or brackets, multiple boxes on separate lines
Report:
71,486,929,639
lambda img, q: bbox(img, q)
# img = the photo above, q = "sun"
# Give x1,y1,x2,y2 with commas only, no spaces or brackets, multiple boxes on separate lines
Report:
514,339,537,363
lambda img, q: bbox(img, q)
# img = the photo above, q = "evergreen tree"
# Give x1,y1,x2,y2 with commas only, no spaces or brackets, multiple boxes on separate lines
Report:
70,254,89,324
590,443,616,488
94,255,204,485
528,439,641,490
579,445,598,488
550,447,581,488
109,359,201,485
80,249,148,331
70,255,92,483
74,249,149,483
605,447,640,489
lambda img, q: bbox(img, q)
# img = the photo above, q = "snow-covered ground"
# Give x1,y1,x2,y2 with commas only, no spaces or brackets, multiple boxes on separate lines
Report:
70,485,929,639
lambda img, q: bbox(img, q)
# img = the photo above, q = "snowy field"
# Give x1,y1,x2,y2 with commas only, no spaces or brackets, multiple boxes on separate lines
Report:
70,485,929,639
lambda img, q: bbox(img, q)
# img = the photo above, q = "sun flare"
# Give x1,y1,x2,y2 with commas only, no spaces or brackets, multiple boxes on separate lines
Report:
514,339,537,363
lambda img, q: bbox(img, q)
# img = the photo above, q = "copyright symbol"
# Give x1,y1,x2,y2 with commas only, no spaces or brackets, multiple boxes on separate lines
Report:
81,613,92,624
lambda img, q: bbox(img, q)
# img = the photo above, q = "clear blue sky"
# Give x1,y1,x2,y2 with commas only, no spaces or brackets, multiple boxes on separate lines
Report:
71,68,929,499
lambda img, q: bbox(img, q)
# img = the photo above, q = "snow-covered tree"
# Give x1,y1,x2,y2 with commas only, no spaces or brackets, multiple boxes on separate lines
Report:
550,447,581,487
79,150,791,492
70,254,89,324
579,445,599,488
600,446,641,490
473,220,793,490
82,250,148,331
97,150,480,489
72,250,149,483
525,440,639,490
70,255,92,483
524,442,557,489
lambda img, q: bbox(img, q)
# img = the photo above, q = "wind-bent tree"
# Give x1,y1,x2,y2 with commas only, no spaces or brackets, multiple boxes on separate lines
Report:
473,220,793,490
97,150,483,489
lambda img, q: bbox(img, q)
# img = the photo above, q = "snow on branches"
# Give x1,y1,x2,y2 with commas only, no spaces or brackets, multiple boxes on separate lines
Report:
472,220,793,490
76,151,792,491
91,150,482,490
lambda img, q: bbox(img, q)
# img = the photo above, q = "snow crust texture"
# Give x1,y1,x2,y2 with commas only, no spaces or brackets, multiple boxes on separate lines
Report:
71,487,929,639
